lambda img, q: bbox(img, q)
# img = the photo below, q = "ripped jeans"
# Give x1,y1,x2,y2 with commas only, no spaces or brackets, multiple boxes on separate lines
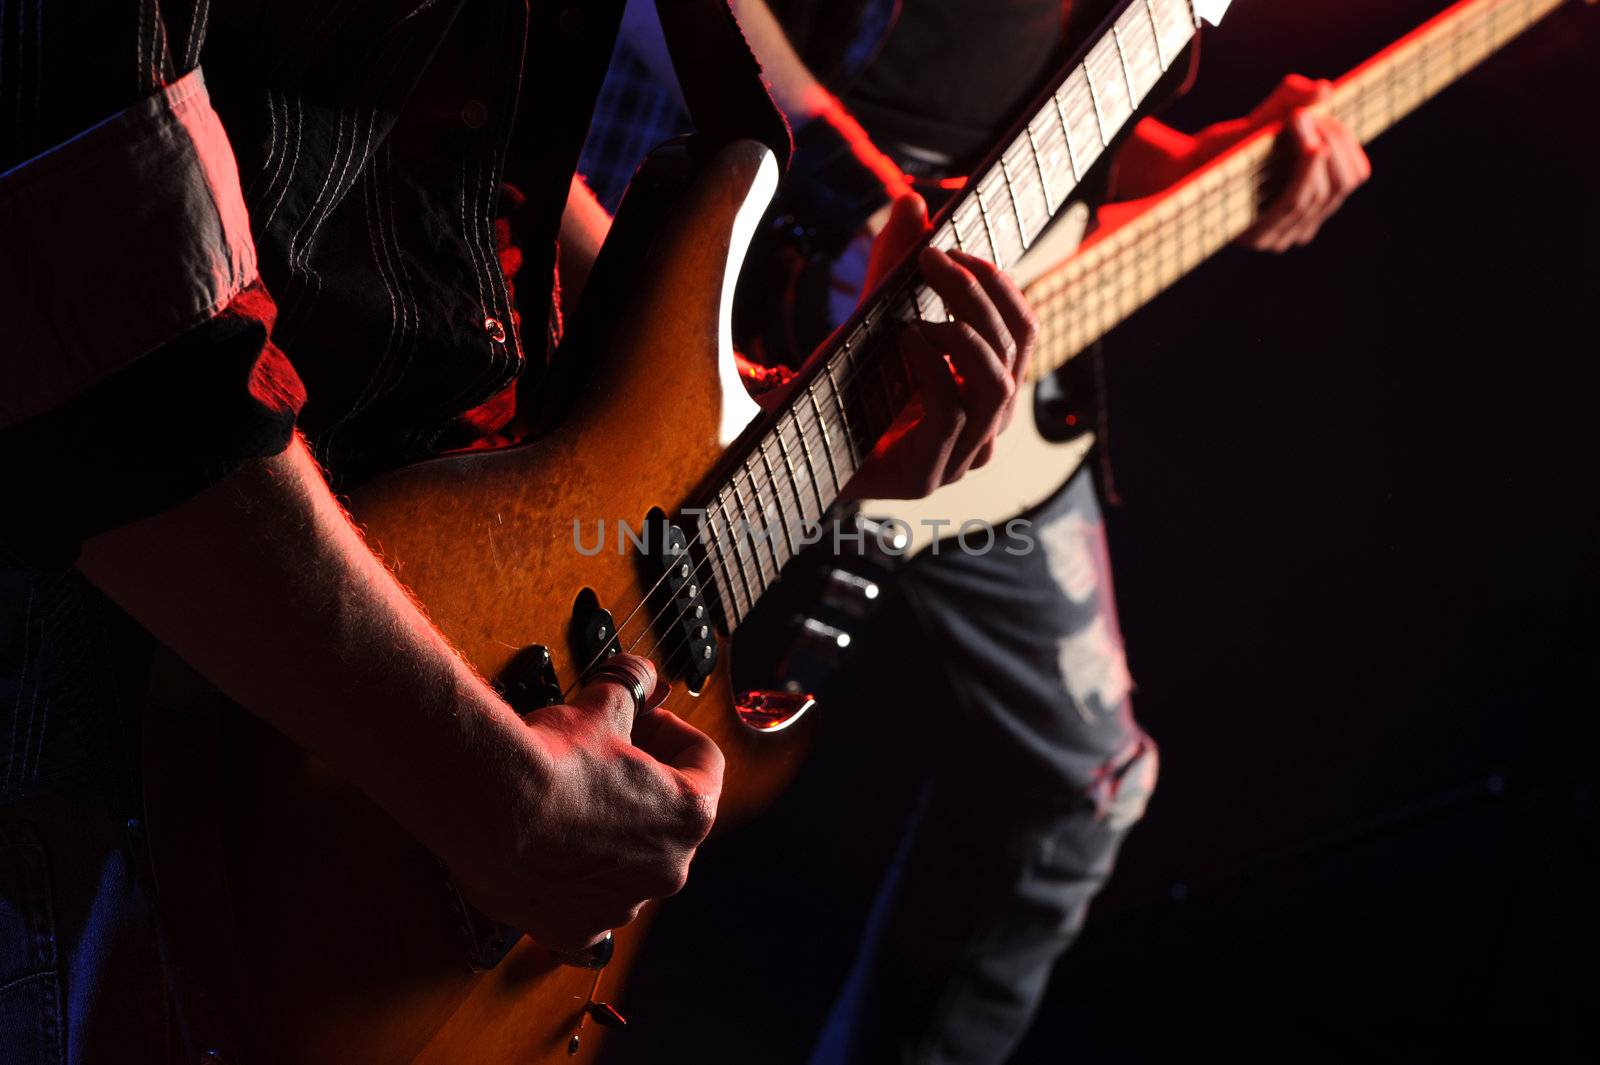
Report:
811,469,1157,1065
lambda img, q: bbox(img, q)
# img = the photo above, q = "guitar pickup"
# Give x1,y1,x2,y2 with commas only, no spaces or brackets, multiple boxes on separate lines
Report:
641,509,718,693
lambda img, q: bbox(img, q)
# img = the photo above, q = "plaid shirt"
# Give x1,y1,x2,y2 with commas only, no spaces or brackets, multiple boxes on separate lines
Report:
578,35,693,213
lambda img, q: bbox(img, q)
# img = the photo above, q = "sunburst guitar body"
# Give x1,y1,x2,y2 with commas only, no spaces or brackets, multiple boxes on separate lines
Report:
144,138,804,1064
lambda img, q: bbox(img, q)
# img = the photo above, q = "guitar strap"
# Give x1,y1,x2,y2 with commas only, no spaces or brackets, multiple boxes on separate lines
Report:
653,0,795,173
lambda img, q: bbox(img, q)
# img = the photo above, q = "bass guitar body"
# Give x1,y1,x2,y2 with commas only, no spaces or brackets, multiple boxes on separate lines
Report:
143,138,808,1064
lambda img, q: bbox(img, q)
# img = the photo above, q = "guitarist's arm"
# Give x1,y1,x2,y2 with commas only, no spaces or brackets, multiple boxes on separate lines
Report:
561,13,1036,498
558,175,612,320
718,0,1038,491
78,432,722,953
1112,75,1372,251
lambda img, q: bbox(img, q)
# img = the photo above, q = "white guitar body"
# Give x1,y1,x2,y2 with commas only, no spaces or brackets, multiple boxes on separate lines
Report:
855,0,1552,559
859,202,1096,557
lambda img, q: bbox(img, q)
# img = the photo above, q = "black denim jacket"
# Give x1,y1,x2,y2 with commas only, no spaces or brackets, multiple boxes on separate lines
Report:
0,0,621,797
1,0,625,555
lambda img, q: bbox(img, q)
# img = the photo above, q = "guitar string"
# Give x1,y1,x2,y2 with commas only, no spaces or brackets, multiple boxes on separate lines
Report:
579,0,1505,689
612,0,1529,684
682,0,1532,657
560,275,925,695
947,0,1538,372
563,0,1537,695
582,16,1158,669
1033,0,1531,375
612,49,1186,672
588,14,1189,670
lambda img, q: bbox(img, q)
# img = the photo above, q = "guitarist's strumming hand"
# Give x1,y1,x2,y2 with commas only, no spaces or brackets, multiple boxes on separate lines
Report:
448,654,723,951
839,194,1039,500
79,438,724,956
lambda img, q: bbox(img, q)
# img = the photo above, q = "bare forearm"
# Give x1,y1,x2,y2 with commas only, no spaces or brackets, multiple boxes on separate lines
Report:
731,0,910,197
559,176,612,316
1112,118,1208,200
77,434,531,861
730,0,829,123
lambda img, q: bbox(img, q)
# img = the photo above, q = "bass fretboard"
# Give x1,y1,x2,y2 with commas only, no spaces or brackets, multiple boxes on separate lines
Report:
1026,0,1565,382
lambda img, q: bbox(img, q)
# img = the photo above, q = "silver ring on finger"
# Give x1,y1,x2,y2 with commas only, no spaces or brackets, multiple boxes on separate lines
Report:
586,658,649,723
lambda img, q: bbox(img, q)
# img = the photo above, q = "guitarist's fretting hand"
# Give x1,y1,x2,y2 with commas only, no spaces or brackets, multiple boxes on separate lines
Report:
1234,76,1372,252
839,194,1039,500
1117,75,1371,252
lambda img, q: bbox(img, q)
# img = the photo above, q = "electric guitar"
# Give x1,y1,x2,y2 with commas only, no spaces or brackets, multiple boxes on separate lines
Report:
138,2,1272,1062
860,0,1570,556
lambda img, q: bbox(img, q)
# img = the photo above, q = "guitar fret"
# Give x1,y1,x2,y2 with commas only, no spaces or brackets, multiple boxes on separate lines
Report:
1117,1,1167,103
1150,0,1197,66
774,417,815,529
954,201,982,249
1057,68,1104,178
757,441,798,560
973,185,999,262
1023,123,1054,216
741,454,786,577
997,155,1030,248
1112,24,1138,106
788,406,827,516
806,382,845,496
828,351,862,466
868,323,902,434
981,168,1026,265
1086,38,1135,135
1052,89,1082,182
1030,109,1076,210
715,491,756,620
1083,60,1109,146
1145,0,1168,70
704,502,744,627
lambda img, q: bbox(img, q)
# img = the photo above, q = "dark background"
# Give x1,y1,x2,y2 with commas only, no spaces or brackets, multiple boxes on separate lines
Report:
604,3,1600,1062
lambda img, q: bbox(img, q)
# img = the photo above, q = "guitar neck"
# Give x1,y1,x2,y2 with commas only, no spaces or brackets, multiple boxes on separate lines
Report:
1027,0,1565,382
696,0,1224,630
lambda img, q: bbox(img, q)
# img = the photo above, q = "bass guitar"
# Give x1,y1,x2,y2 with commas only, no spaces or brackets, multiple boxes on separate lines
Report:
859,0,1570,556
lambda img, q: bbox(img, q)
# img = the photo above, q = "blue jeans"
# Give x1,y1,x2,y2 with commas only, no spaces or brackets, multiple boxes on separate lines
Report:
0,571,184,1065
812,471,1158,1065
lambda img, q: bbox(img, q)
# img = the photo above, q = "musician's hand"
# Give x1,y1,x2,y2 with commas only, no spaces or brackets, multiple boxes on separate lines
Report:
446,655,725,953
1235,75,1371,251
841,194,1037,499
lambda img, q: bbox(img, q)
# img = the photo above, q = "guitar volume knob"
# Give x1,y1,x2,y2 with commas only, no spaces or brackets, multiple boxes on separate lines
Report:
823,568,880,614
798,616,851,652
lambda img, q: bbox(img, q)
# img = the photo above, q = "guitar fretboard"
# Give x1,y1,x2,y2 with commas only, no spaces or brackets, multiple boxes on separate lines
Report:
1026,0,1565,382
696,0,1210,629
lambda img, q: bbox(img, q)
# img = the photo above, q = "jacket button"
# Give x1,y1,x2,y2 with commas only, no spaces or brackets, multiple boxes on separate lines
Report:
559,7,584,33
484,316,507,343
461,100,488,129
